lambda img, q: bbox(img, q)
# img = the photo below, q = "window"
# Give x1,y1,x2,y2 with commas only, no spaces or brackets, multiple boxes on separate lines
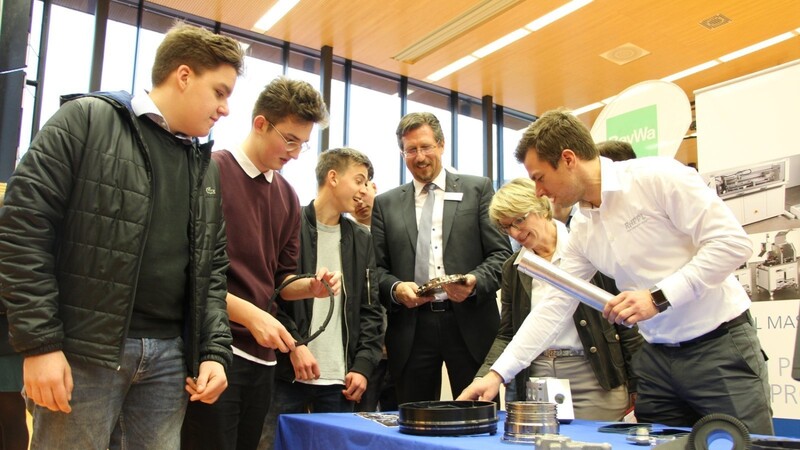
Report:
211,38,283,154
501,111,534,184
280,50,323,204
18,0,541,193
348,68,401,189
99,2,139,93
39,4,94,129
327,61,346,149
18,1,45,161
406,84,452,181
456,96,484,176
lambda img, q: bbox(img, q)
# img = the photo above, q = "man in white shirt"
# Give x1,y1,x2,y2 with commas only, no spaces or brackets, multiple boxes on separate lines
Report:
458,109,773,435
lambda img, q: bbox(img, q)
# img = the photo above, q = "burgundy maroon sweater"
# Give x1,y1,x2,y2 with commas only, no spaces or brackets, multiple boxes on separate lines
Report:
212,150,301,362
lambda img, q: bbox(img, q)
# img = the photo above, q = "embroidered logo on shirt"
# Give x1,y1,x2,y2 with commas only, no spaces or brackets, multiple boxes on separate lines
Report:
624,213,647,231
205,187,216,195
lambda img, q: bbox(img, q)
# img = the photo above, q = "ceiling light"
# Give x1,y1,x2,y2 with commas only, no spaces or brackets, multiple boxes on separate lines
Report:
575,29,799,118
426,56,478,81
718,32,795,62
393,0,526,64
253,0,299,32
570,102,604,116
473,29,530,58
661,60,719,82
424,0,591,81
525,0,593,32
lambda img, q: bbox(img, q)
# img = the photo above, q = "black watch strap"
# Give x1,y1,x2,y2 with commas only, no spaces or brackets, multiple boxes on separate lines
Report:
650,287,671,313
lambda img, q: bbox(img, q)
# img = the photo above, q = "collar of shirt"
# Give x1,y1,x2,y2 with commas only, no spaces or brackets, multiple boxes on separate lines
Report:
550,220,570,266
231,146,273,182
578,156,621,211
412,169,448,196
130,90,193,144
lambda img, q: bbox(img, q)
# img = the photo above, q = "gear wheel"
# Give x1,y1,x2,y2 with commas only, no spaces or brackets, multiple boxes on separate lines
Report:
417,274,467,297
687,413,752,450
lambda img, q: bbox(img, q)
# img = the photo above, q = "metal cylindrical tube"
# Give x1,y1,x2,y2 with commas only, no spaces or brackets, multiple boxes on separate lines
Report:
514,249,613,312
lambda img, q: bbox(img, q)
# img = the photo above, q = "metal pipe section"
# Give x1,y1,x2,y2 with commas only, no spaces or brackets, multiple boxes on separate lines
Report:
514,249,613,312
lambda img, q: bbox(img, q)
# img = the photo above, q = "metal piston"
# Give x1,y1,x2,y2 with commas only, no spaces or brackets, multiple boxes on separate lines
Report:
503,401,560,444
514,249,613,312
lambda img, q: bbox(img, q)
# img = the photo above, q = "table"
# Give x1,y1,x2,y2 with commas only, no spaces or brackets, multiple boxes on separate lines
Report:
275,411,659,449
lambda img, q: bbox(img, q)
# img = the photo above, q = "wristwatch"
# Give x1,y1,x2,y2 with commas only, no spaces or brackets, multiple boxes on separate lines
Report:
650,287,671,313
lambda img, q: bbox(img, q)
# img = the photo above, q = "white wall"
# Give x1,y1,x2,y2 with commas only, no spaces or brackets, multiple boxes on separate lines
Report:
695,59,800,174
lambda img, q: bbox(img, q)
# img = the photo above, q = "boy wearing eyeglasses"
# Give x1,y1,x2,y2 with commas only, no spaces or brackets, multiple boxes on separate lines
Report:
181,77,340,450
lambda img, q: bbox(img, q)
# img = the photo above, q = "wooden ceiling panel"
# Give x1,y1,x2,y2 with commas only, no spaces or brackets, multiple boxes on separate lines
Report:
149,0,800,123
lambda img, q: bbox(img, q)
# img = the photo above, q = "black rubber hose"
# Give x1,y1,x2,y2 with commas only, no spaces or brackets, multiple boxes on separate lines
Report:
267,273,335,345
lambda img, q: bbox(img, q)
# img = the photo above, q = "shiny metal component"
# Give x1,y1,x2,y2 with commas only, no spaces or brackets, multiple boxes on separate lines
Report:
397,400,497,436
417,274,468,297
514,249,613,312
503,401,559,443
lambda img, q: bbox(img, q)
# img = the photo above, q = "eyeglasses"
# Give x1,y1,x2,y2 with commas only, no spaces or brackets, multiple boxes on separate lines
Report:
401,143,439,158
270,122,310,153
498,212,530,235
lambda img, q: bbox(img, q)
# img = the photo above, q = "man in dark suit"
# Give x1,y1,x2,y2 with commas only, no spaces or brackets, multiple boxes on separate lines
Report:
372,112,512,403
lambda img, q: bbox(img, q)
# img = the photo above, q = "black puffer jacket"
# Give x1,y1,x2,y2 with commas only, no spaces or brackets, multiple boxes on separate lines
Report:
275,200,384,382
0,91,232,376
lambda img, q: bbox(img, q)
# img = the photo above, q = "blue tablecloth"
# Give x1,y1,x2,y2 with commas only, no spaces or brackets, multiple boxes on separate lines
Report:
275,411,656,449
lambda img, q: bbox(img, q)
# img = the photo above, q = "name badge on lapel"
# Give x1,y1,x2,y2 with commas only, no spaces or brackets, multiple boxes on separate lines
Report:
444,192,463,202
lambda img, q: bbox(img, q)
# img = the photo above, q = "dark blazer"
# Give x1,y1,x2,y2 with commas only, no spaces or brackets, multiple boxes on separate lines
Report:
477,249,644,401
372,171,512,379
275,201,384,383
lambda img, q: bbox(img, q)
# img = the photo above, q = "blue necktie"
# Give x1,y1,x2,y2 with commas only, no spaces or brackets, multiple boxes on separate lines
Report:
414,183,435,286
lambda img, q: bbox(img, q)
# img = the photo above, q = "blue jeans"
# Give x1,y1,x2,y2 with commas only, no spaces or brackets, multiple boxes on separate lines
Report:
259,379,353,449
27,337,188,450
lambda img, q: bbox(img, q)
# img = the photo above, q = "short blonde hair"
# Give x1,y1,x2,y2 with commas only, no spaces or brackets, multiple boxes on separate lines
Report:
489,178,553,228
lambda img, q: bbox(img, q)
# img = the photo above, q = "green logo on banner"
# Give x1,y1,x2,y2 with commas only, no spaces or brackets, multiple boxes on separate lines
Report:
606,105,658,157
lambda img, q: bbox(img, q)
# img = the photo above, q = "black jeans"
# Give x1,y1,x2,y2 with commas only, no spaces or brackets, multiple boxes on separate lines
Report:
182,356,275,450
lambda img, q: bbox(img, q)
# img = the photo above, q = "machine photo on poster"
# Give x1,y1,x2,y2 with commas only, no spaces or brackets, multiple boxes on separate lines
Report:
700,158,795,227
736,229,800,302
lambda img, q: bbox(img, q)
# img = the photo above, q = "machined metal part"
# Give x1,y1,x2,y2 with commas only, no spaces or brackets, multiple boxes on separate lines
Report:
526,434,612,449
417,274,468,297
397,400,497,436
514,250,613,312
503,401,560,443
652,413,750,450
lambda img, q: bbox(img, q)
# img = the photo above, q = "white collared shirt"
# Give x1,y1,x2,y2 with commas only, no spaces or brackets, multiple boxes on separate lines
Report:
230,146,274,182
130,90,192,143
413,170,448,282
491,156,753,382
530,220,582,351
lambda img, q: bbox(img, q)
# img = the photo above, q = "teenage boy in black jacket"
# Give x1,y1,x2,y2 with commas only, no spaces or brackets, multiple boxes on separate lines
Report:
259,148,383,449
